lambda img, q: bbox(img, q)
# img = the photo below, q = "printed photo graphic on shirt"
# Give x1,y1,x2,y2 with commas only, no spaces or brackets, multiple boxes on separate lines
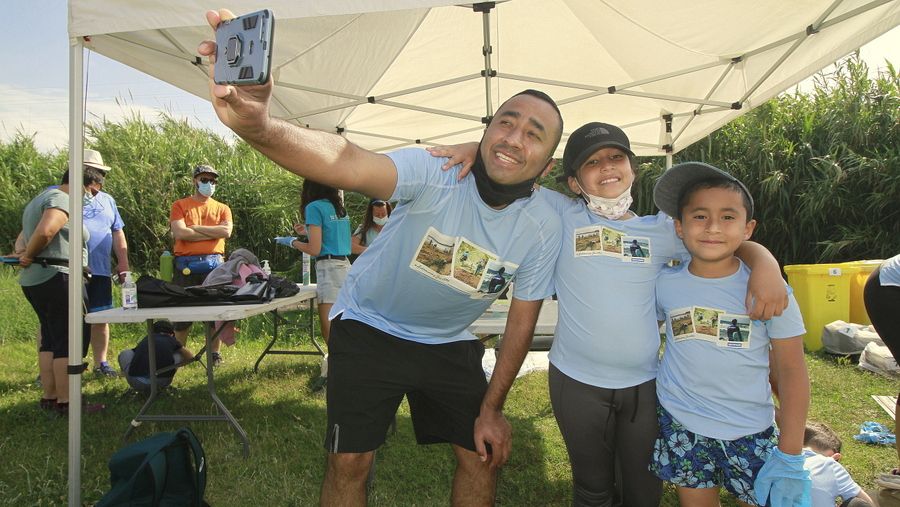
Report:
412,227,455,277
692,306,721,340
623,236,651,263
478,260,517,296
669,308,695,342
411,227,513,297
453,239,495,290
717,313,751,348
574,226,603,256
601,227,624,256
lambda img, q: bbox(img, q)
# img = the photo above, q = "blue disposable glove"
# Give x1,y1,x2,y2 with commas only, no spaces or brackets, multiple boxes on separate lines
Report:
274,236,298,248
754,447,811,507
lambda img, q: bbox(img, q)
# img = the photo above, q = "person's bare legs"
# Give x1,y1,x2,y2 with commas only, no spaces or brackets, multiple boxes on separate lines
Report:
90,323,110,366
451,445,497,507
53,357,69,404
175,327,190,346
38,351,56,400
319,303,333,343
320,451,374,507
677,486,722,507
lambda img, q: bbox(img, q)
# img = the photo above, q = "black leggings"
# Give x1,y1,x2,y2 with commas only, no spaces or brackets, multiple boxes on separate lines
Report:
549,364,662,507
864,265,900,362
22,272,90,359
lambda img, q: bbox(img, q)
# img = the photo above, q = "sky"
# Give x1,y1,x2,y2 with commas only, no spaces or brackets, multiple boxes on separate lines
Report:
3,1,899,153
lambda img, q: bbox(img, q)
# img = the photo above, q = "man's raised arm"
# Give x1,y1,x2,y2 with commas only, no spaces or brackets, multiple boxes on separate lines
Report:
199,9,396,200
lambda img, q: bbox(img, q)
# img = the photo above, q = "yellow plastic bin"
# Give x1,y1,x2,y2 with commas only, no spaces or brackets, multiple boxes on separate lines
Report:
784,263,860,351
841,259,883,325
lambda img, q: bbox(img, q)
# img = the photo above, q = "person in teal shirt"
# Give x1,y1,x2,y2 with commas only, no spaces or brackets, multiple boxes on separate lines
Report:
278,180,352,343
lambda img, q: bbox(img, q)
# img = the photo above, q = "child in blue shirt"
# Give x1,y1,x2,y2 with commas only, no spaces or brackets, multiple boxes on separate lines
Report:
651,162,811,507
803,421,874,506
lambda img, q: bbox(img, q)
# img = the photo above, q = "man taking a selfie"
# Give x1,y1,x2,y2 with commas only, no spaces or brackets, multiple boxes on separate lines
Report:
200,9,562,506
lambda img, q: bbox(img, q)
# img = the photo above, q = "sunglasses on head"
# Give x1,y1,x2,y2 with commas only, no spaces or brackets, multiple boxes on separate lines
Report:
199,177,217,184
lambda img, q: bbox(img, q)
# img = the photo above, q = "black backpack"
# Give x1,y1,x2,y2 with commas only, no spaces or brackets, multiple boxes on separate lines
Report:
96,427,208,507
136,276,239,308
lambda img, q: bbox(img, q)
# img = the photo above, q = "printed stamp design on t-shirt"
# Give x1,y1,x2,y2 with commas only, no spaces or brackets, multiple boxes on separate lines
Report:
411,227,517,298
668,306,752,348
670,307,696,341
573,225,651,263
601,227,624,256
717,313,751,348
623,236,651,263
574,226,603,256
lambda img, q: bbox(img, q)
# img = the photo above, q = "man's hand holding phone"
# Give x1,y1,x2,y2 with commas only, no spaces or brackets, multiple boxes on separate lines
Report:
199,9,274,139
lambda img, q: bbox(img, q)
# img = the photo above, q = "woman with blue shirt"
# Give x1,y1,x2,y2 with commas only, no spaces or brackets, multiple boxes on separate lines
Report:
280,180,352,343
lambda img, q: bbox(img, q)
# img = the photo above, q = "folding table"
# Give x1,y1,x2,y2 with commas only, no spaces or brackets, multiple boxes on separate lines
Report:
85,285,318,457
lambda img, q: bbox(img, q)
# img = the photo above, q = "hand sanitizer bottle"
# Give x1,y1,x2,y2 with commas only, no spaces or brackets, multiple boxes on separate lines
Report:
122,272,138,310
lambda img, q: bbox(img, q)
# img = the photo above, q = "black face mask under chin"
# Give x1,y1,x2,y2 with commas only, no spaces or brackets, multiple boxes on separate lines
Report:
470,148,539,207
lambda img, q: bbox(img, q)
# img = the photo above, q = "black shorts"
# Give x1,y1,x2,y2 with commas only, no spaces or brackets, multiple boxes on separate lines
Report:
324,316,487,453
22,272,90,359
86,275,113,312
864,265,900,361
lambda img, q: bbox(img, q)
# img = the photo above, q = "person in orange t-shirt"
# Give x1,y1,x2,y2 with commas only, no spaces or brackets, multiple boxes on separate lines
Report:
168,164,233,364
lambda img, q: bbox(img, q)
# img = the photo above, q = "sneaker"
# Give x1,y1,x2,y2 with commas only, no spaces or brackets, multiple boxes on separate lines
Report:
310,376,327,393
94,363,118,377
211,352,224,367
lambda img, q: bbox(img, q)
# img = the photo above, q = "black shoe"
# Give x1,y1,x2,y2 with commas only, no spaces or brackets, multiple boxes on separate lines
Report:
211,352,224,367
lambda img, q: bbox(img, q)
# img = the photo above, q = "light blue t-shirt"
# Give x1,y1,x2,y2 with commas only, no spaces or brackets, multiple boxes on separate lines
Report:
540,189,689,389
802,449,861,506
655,259,806,440
305,199,351,257
880,254,900,287
331,148,562,344
84,191,124,276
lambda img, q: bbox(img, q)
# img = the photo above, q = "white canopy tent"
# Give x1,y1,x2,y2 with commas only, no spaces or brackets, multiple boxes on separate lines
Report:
65,0,899,503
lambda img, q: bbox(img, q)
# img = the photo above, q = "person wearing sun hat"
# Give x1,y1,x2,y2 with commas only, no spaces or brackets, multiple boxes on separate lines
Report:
80,148,132,378
650,161,810,507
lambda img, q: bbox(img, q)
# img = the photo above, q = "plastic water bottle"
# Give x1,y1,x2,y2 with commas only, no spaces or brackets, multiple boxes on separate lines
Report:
301,253,311,285
122,272,138,310
159,250,173,281
261,260,271,276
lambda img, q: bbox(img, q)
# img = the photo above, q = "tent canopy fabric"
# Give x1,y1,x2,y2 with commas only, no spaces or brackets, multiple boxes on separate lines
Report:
69,0,899,157
63,1,897,504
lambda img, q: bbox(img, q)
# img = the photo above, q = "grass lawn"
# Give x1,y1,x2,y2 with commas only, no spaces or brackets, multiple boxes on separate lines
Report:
0,271,896,505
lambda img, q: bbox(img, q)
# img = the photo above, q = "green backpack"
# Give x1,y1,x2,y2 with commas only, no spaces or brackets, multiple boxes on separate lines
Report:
97,427,208,507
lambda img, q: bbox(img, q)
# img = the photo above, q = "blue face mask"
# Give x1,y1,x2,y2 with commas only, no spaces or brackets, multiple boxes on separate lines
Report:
198,181,216,197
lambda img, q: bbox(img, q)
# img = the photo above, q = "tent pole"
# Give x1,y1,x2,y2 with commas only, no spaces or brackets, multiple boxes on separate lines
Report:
475,3,496,121
67,33,85,507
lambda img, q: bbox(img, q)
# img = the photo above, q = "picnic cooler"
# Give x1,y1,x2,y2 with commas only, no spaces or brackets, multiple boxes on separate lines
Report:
841,259,883,325
784,263,859,351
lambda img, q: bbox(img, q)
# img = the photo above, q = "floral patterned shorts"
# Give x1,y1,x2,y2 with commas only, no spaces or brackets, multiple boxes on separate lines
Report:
649,404,777,505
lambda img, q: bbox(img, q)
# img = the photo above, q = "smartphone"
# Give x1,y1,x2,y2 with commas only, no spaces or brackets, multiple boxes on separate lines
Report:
214,9,274,85
1,256,20,265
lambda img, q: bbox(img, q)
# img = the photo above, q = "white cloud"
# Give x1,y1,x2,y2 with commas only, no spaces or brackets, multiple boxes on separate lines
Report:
0,84,235,153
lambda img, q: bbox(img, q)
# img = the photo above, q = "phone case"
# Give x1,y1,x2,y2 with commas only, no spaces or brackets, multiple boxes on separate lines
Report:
214,9,274,85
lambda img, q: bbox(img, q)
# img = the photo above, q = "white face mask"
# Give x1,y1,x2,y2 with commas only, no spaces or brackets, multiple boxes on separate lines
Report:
373,216,388,226
576,179,633,220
